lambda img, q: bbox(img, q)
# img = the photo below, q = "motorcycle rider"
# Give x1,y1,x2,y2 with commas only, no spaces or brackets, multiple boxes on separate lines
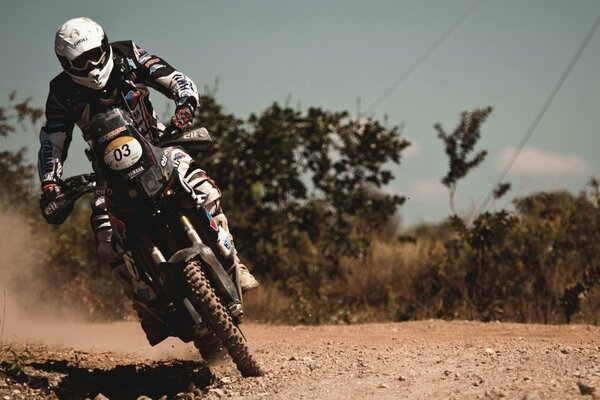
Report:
37,17,258,330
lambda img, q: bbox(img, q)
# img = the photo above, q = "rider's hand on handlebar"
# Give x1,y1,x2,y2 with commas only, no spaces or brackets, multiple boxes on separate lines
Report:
171,104,195,132
40,183,65,215
41,182,61,197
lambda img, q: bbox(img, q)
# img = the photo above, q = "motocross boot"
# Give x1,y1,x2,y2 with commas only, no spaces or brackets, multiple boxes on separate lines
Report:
194,330,227,362
109,257,135,299
213,213,259,292
132,302,170,346
110,258,170,345
237,259,259,292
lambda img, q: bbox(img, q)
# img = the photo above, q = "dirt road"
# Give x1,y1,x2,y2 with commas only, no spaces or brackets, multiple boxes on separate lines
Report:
1,320,599,399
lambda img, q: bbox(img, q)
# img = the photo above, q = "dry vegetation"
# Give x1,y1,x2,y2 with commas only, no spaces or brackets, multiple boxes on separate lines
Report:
1,96,598,328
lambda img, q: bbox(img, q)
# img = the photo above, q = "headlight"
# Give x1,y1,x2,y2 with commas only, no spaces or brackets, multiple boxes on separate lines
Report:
139,165,164,198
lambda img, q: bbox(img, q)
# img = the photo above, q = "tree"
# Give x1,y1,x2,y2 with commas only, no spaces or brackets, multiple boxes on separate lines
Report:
435,106,492,218
193,97,410,321
0,93,42,209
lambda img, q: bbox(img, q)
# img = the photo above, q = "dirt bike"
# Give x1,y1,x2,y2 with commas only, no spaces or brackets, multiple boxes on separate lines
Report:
41,107,262,377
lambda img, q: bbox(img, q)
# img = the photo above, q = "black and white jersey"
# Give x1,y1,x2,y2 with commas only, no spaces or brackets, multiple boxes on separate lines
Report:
38,40,199,186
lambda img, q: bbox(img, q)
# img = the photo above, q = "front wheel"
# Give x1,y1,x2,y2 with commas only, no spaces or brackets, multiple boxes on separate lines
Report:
183,260,262,377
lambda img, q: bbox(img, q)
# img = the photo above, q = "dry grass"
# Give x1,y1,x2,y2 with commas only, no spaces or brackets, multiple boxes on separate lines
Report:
244,231,600,325
335,238,449,322
244,281,294,323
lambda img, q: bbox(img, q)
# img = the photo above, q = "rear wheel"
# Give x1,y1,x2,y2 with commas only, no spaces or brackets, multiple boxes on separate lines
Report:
183,260,262,377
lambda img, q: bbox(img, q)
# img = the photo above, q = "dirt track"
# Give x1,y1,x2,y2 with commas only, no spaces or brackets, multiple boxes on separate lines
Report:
1,320,599,399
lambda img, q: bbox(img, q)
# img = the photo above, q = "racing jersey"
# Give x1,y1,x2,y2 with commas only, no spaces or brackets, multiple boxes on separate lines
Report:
38,40,199,186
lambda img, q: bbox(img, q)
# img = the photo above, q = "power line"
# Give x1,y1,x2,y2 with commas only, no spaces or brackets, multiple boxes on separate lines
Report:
477,11,600,216
363,0,483,116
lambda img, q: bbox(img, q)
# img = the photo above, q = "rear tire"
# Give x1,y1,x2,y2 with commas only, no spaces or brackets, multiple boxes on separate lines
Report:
183,260,262,377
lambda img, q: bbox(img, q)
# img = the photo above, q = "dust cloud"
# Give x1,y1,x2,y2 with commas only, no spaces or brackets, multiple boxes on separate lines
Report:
0,209,48,337
0,210,97,342
0,209,196,359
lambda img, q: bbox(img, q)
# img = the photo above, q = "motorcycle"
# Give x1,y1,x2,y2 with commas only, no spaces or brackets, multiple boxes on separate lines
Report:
41,107,262,377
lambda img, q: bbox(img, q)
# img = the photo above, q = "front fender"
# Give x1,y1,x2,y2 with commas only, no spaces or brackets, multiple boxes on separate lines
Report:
160,243,241,305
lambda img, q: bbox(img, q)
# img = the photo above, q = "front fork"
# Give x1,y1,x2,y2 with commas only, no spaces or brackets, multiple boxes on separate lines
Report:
177,212,244,320
181,208,235,263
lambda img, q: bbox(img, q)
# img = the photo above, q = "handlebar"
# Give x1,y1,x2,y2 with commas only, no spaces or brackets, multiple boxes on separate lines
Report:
61,173,97,191
161,122,179,138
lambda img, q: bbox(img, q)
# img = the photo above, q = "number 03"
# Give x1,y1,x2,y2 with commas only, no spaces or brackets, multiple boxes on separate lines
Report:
113,144,131,161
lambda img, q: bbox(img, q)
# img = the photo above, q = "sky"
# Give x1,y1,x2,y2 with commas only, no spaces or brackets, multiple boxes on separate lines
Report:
1,0,599,226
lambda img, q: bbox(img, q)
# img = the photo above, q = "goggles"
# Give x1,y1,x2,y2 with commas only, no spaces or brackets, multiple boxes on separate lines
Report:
60,35,110,75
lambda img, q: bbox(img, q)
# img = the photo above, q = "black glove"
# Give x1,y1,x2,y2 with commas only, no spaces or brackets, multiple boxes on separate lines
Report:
171,105,195,132
40,183,67,223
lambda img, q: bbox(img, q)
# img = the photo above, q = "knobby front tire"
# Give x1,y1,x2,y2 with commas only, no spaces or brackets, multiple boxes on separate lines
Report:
183,260,262,377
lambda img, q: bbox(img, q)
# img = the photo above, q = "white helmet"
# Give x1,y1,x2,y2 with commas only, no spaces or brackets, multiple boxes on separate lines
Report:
55,17,114,90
